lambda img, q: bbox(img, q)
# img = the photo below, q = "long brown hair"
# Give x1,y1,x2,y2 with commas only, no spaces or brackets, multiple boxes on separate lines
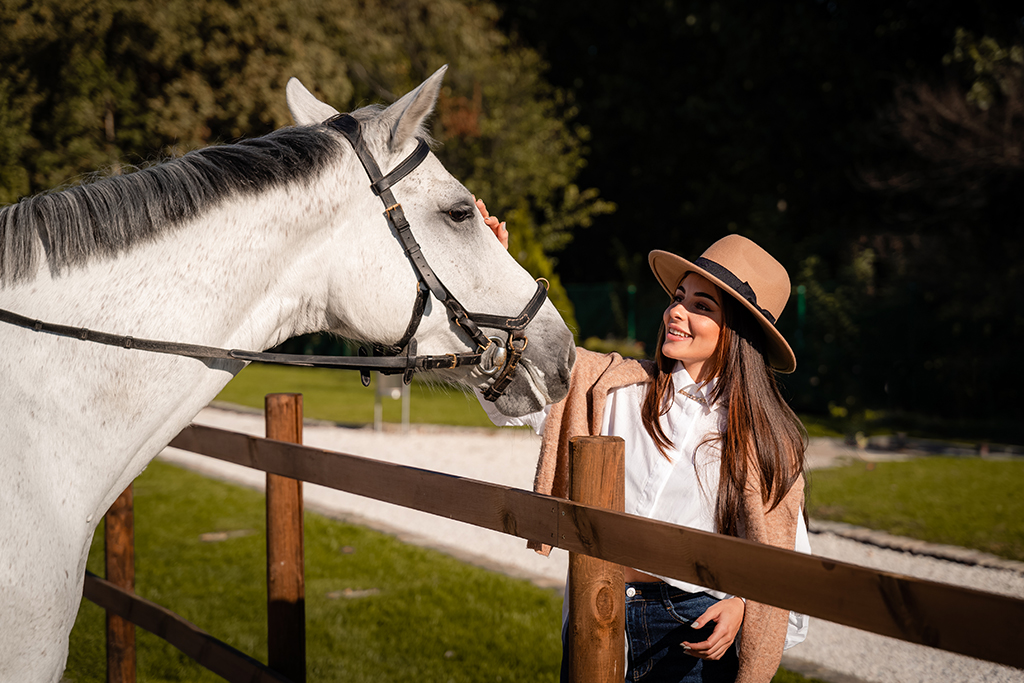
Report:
640,285,806,537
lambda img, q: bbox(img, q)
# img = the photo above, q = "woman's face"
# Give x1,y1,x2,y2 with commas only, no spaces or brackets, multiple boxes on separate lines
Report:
662,272,724,382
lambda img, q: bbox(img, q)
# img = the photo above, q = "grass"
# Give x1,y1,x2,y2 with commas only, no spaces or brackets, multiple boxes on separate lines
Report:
65,461,825,682
65,460,562,682
218,363,1024,562
797,416,844,439
215,363,496,428
218,364,1024,559
807,457,1024,562
219,362,844,439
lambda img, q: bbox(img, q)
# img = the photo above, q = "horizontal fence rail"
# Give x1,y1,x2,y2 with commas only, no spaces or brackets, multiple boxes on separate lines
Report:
84,571,291,683
168,423,1024,670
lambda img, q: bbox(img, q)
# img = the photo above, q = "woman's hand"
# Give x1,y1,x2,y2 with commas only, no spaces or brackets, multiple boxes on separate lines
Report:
474,196,508,250
680,597,745,660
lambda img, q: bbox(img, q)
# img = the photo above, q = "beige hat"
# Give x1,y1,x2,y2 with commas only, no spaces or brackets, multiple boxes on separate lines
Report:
649,234,796,373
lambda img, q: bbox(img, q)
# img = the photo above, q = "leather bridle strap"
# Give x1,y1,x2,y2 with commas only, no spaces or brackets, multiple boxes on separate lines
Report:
466,279,548,332
0,306,236,361
325,113,494,351
0,305,479,371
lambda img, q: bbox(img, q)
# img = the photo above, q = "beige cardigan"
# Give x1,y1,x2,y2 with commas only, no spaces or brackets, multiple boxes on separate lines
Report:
531,348,803,683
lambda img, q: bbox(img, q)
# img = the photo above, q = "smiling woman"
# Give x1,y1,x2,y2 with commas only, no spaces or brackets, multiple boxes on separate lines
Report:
480,230,811,683
661,274,724,382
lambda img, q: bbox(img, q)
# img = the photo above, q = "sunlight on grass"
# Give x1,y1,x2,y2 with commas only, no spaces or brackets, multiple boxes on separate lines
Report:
66,462,825,682
218,362,844,440
66,461,562,682
215,363,496,428
808,457,1024,562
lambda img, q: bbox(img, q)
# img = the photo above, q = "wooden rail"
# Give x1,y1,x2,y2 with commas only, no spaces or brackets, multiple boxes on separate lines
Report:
88,393,1024,683
83,572,290,683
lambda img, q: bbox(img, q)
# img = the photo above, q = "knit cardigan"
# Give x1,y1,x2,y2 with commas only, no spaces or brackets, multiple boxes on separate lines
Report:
530,348,804,683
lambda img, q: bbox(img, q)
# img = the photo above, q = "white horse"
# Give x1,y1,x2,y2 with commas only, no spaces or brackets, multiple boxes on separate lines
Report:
0,67,575,682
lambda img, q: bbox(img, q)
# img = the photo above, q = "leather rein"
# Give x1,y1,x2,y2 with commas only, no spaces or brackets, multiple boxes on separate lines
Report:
0,114,549,402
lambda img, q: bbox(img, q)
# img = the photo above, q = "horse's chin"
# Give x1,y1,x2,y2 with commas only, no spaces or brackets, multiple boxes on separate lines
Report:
490,346,575,417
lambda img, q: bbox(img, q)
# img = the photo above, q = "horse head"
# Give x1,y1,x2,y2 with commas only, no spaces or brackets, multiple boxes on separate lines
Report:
286,67,575,416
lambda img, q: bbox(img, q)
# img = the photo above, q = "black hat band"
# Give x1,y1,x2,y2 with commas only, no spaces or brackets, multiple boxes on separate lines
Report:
693,257,777,325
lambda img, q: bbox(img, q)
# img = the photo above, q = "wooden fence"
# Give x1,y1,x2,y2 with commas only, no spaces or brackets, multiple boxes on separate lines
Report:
84,393,1024,682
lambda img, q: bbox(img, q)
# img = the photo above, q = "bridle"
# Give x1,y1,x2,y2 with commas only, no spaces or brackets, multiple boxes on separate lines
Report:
320,113,550,400
0,114,549,402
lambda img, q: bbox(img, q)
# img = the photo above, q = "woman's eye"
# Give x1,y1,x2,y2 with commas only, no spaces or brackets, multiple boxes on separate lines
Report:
447,207,474,223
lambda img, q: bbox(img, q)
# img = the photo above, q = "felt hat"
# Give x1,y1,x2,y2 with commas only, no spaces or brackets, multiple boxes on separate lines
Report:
649,234,797,373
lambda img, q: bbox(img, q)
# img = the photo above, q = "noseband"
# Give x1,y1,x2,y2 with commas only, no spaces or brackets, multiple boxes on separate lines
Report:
0,115,548,402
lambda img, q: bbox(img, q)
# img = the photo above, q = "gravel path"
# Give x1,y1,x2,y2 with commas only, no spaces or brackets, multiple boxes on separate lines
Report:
782,531,1024,683
159,406,1024,683
161,405,569,588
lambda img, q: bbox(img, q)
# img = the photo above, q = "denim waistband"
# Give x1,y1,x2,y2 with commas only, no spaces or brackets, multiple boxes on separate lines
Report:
625,581,709,604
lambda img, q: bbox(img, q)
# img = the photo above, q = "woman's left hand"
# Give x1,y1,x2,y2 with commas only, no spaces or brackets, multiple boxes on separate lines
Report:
680,597,745,660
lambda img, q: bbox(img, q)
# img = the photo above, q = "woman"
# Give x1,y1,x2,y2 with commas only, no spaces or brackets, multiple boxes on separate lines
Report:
476,201,810,683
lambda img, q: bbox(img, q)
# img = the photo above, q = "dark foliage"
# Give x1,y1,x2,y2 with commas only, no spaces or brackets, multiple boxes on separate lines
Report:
493,0,1024,438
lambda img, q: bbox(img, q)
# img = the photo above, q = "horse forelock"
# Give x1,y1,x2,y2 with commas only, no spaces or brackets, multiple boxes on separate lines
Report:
0,126,343,286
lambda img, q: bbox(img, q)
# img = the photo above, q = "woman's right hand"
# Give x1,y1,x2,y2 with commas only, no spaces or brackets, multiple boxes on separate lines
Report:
474,196,508,250
680,596,745,660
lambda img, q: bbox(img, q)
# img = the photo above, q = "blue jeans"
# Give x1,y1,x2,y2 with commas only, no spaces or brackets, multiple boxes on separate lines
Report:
624,582,739,682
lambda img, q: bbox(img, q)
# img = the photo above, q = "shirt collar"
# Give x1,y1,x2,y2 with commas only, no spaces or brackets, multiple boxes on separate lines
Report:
670,362,720,411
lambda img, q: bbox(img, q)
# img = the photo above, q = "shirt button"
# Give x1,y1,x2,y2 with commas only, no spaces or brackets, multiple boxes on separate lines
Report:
626,586,636,597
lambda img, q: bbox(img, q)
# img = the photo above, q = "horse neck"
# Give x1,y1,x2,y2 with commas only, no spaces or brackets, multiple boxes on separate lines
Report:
17,176,349,351
0,171,356,520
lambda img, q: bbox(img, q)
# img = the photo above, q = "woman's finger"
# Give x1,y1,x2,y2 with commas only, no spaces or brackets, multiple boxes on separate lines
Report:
475,197,490,219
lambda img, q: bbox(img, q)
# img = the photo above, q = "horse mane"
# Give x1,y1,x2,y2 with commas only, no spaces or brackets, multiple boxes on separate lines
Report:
0,125,344,286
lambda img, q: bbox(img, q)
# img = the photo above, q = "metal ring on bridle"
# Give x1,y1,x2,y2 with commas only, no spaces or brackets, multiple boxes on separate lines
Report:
479,336,507,376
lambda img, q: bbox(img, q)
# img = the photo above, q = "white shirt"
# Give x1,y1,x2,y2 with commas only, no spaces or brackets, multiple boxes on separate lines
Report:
608,364,727,596
482,361,810,649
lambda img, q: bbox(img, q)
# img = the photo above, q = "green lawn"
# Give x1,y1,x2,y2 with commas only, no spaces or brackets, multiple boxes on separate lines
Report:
807,458,1024,562
65,461,825,682
215,363,496,428
217,362,841,437
218,364,1024,563
66,460,562,682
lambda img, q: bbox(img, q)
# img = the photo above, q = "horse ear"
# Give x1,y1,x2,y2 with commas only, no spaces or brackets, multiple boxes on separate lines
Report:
383,65,448,151
286,78,341,125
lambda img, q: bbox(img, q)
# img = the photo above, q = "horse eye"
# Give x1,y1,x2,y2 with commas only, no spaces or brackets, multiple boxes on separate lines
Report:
447,208,474,223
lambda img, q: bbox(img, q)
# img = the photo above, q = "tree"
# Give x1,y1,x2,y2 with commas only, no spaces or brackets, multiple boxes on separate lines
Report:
493,0,1024,435
0,0,610,327
853,30,1024,430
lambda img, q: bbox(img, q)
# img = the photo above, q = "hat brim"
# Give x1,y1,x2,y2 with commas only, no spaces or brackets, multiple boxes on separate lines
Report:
649,250,797,373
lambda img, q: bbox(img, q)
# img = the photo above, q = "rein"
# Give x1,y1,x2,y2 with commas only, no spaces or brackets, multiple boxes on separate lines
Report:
0,114,548,402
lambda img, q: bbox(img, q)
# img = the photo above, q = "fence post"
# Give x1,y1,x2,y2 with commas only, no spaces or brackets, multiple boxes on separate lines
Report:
566,436,625,682
265,393,306,682
105,484,136,683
